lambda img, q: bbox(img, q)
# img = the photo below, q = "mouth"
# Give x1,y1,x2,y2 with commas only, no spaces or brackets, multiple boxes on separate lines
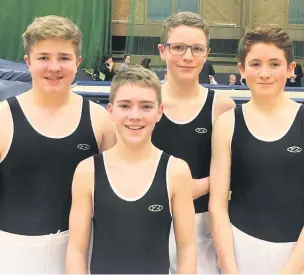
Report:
258,82,273,85
125,126,145,130
179,66,195,69
45,76,63,82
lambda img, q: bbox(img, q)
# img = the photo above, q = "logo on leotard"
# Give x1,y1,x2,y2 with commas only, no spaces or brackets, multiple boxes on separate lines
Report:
148,205,163,212
77,144,91,150
287,146,302,153
195,128,208,134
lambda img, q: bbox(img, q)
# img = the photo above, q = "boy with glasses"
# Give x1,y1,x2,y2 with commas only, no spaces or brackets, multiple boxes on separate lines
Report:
152,11,235,274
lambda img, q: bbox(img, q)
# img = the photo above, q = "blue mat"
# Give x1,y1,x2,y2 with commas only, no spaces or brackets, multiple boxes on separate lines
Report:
0,80,31,101
0,59,32,83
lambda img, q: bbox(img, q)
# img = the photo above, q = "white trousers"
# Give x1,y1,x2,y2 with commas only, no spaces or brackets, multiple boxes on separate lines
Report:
169,212,219,274
232,225,296,274
0,230,68,274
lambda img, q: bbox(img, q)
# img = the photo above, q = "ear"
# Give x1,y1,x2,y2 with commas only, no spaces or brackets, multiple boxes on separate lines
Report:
76,56,83,68
287,61,296,78
24,55,30,66
156,103,164,122
206,47,211,59
158,44,166,61
107,102,113,116
238,62,246,79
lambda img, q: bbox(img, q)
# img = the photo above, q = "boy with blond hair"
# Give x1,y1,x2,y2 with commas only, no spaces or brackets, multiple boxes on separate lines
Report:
0,15,115,273
66,66,197,274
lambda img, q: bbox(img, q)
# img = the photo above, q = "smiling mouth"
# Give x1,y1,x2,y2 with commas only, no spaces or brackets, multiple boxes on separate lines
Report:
45,77,63,80
179,66,194,69
125,126,145,130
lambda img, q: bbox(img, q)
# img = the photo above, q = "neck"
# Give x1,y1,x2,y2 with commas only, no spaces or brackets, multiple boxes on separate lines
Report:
250,91,289,114
30,87,71,109
165,75,201,99
113,139,156,163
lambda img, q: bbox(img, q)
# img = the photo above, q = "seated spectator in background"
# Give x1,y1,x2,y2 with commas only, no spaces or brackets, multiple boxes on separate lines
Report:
141,57,151,69
209,75,218,84
240,76,246,85
93,54,116,81
161,70,167,84
228,74,241,85
199,59,215,84
118,54,131,72
286,63,303,87
228,74,237,85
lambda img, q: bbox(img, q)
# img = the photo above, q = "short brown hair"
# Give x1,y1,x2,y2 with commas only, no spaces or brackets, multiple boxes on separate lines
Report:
160,12,210,45
22,15,83,57
110,65,162,105
238,25,293,66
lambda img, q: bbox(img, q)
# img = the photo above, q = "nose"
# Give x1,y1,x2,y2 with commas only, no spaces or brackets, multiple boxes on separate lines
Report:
48,59,61,72
128,106,142,120
259,65,271,79
183,47,194,61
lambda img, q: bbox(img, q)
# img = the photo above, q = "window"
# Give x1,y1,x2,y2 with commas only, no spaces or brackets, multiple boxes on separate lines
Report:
288,0,304,24
175,0,200,13
147,0,172,21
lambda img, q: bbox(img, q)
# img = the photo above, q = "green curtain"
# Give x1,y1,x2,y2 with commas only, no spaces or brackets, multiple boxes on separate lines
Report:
0,0,112,68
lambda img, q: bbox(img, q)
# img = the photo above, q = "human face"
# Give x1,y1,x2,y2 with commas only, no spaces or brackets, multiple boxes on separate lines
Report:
238,43,295,97
24,38,82,94
108,84,163,147
125,56,131,64
158,25,209,83
229,75,236,85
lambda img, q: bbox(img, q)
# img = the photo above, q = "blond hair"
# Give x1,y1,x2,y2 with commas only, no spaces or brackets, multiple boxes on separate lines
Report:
110,65,162,105
22,15,82,57
160,11,210,45
238,25,293,66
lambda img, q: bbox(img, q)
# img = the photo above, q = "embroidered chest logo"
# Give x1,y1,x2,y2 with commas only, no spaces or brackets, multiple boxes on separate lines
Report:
148,204,163,212
195,128,208,134
77,144,91,151
287,146,302,153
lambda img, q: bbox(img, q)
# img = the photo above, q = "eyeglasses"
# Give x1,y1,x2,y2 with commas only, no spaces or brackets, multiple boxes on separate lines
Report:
163,43,209,57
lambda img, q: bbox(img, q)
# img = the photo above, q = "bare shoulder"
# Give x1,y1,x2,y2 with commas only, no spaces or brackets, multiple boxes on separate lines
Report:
72,155,95,195
0,100,10,115
88,99,116,151
75,155,95,176
213,92,236,122
214,107,234,130
167,156,192,192
89,99,110,118
168,156,190,176
0,100,13,131
212,108,235,147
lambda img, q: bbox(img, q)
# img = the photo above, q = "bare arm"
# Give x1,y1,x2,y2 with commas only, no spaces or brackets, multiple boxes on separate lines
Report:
100,109,116,152
169,157,197,274
0,101,13,161
213,93,236,123
192,177,209,199
66,157,94,274
192,94,235,200
209,110,238,274
280,227,304,274
90,101,116,152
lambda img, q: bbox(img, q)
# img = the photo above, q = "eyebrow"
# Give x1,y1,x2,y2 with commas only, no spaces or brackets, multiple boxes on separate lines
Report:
36,52,73,56
116,100,156,104
249,58,281,62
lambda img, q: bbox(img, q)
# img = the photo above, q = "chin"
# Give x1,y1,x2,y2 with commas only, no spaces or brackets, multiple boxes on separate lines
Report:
122,135,150,147
44,85,69,93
